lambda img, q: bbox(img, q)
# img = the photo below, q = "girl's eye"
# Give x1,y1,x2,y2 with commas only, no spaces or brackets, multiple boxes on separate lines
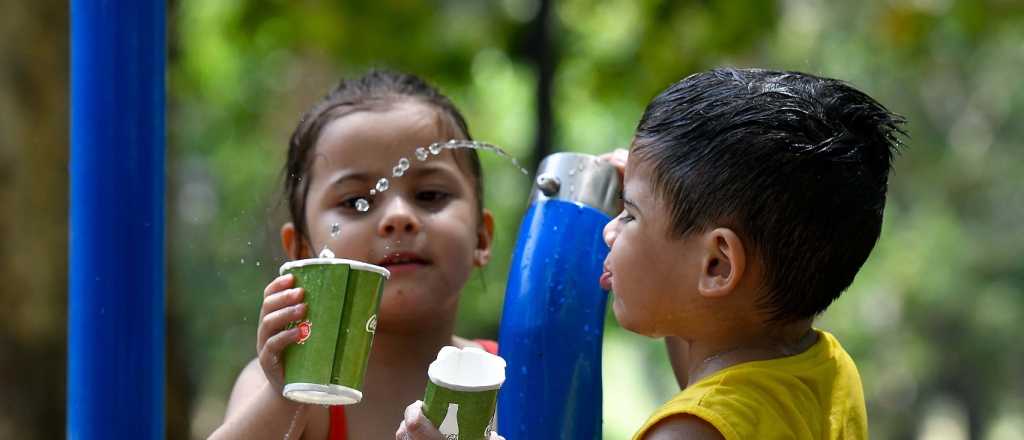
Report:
416,190,451,204
619,212,635,223
338,196,372,211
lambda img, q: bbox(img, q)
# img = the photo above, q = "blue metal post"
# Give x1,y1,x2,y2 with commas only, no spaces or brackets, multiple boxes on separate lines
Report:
498,153,622,440
69,1,165,438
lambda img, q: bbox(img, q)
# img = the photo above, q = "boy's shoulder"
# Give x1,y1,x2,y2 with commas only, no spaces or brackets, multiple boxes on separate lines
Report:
635,330,867,440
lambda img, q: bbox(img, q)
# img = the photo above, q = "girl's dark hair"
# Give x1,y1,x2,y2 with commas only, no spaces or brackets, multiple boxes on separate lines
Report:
283,70,483,248
633,68,906,323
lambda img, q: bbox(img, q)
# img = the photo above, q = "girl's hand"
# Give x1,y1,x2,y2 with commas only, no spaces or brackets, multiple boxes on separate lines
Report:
256,273,306,393
395,401,505,440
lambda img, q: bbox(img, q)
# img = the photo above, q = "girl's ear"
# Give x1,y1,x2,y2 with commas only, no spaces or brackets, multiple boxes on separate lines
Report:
280,222,310,260
473,209,496,267
697,228,745,298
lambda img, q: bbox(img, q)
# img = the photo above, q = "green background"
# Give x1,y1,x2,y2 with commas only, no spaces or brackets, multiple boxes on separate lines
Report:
2,0,1023,438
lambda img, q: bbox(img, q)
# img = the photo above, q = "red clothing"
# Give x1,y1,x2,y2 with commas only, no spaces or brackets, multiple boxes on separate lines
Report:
328,340,499,440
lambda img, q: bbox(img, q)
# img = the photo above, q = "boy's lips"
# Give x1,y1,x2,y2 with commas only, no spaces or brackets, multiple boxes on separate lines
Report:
377,251,430,275
599,262,613,291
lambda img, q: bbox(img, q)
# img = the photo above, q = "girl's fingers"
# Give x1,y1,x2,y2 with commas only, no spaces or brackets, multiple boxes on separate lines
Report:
260,288,304,319
256,303,306,353
264,274,295,297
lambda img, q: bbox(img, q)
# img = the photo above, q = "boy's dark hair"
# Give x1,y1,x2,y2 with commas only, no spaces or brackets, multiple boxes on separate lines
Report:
632,68,906,323
284,69,483,248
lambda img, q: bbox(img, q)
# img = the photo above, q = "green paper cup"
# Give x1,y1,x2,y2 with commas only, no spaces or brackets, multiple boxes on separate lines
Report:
278,257,390,405
422,346,507,440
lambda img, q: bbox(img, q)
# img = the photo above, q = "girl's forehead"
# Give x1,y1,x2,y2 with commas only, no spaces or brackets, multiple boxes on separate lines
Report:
313,105,454,170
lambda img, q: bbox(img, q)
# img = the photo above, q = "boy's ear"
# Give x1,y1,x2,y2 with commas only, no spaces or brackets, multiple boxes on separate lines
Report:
473,209,495,267
281,222,310,260
697,228,746,298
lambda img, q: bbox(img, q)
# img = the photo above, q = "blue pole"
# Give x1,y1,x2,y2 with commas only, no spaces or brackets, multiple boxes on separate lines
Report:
498,153,622,440
69,1,165,438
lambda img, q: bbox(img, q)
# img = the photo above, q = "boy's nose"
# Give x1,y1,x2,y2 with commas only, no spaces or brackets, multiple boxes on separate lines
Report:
603,214,621,247
377,197,421,237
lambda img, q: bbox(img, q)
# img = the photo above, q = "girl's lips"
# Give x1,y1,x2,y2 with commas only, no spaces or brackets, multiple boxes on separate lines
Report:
377,252,429,276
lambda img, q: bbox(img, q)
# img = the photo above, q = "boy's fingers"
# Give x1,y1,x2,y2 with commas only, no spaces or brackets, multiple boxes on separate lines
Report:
598,148,628,176
403,401,441,440
264,274,295,297
259,328,299,368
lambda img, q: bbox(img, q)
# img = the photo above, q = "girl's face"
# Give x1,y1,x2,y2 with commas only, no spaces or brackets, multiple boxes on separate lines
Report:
282,100,493,333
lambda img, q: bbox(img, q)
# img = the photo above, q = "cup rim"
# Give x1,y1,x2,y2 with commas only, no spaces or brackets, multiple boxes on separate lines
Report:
279,258,391,279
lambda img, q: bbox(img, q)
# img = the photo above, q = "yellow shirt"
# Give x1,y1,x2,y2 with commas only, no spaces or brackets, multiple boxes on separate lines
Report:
633,330,867,440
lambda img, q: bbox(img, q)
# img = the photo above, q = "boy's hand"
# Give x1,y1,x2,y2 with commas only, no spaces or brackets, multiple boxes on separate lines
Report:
598,148,628,177
395,401,505,440
256,273,306,392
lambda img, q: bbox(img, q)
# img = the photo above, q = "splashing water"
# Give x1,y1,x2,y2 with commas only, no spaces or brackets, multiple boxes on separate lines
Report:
319,247,335,259
356,140,529,215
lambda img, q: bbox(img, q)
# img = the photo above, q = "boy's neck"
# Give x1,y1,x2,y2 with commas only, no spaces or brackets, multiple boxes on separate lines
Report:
685,317,817,384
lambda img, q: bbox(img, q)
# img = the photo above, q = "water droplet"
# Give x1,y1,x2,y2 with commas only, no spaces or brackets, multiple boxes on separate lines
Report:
570,184,576,193
247,241,252,246
330,223,340,237
415,147,429,161
319,247,335,259
355,198,370,212
256,261,261,267
398,157,410,170
240,258,245,264
577,162,585,172
568,168,576,176
370,189,377,196
392,165,404,177
429,143,443,155
375,178,390,192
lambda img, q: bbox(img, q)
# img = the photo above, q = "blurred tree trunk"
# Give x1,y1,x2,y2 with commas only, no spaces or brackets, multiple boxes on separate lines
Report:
0,1,69,438
524,0,556,172
0,1,190,438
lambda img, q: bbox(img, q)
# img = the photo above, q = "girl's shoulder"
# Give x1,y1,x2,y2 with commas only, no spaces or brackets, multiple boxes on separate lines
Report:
451,335,498,355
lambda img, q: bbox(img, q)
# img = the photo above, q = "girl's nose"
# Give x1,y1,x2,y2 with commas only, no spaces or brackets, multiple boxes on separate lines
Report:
603,214,621,247
377,197,421,237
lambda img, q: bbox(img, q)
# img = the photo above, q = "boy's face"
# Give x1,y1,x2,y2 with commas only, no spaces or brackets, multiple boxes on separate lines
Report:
289,100,493,333
601,158,703,337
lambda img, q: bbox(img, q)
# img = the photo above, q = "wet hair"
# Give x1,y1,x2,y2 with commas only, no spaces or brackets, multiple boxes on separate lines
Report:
632,68,906,323
284,69,483,247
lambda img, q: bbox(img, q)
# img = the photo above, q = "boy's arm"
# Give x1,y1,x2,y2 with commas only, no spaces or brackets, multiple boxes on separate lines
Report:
665,336,690,390
641,414,725,440
208,358,310,440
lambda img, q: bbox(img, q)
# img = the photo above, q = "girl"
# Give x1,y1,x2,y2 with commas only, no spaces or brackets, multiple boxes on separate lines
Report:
210,70,498,440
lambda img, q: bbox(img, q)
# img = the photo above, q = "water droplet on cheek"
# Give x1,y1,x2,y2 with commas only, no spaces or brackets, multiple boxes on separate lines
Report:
376,178,390,192
355,199,370,212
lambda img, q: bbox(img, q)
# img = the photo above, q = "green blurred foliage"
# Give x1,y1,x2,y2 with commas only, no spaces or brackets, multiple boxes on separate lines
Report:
168,0,1024,438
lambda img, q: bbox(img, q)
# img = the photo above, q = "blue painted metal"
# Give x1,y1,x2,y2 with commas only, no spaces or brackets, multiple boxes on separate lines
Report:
69,0,166,438
498,199,611,440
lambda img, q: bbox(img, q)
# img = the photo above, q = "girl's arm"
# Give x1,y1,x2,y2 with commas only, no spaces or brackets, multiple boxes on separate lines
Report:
209,274,320,439
209,359,311,439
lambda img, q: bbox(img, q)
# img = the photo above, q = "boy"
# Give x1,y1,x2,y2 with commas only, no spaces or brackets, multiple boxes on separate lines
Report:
599,67,904,439
398,68,905,439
